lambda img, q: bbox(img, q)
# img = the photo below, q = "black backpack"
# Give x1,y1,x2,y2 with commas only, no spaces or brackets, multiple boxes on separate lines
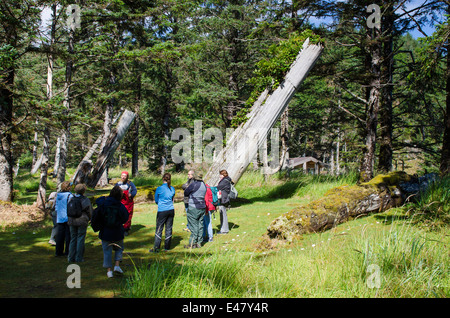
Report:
67,195,83,218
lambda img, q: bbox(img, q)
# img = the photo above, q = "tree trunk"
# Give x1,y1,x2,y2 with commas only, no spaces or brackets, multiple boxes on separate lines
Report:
280,108,290,169
71,110,122,184
0,67,14,202
56,20,75,189
97,91,114,187
36,126,50,209
441,4,450,176
378,2,394,174
204,40,323,186
361,27,382,182
86,110,136,188
132,73,141,178
36,3,57,208
31,118,39,171
53,137,60,178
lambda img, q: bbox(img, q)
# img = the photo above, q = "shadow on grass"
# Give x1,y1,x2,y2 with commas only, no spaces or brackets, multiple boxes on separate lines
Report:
0,214,195,298
232,180,303,208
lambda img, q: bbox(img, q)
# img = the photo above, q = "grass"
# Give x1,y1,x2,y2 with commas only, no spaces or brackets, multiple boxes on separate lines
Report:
1,169,448,298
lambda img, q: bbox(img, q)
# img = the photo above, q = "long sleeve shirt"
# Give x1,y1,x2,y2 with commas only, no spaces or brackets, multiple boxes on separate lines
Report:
155,183,176,212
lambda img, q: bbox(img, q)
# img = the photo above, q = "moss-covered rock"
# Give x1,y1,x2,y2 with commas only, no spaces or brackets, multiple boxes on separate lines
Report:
266,172,410,242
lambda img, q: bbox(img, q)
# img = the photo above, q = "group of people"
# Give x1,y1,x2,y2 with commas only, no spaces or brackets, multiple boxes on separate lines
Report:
150,169,234,251
48,171,137,278
178,169,233,249
47,169,234,278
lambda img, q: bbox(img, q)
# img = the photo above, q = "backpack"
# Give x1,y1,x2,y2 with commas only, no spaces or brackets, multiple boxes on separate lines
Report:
103,205,122,228
67,195,83,218
229,183,238,200
207,186,220,206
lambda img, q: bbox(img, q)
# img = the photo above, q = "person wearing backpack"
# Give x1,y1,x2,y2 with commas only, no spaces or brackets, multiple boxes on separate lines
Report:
216,170,233,235
150,173,175,252
67,184,92,263
96,185,129,278
54,181,72,257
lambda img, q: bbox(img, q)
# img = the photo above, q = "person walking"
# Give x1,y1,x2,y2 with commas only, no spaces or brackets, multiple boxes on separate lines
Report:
67,183,92,263
183,172,207,249
203,183,215,243
55,181,72,257
115,171,137,236
96,185,130,278
150,173,176,252
216,169,232,235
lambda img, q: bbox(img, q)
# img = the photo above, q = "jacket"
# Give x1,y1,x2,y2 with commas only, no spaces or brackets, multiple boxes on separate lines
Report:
96,196,129,242
116,181,137,214
205,184,215,212
55,191,72,223
182,178,194,204
217,176,232,205
67,194,92,227
155,183,175,212
115,181,137,199
184,179,207,209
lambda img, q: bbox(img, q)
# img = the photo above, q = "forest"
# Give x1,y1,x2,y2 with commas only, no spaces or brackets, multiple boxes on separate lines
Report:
0,0,449,206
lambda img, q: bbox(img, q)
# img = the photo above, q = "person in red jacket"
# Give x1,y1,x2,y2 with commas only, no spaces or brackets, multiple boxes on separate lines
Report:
115,171,137,236
203,183,216,243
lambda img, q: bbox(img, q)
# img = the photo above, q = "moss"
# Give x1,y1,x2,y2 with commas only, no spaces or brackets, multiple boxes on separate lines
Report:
267,176,396,242
361,171,412,190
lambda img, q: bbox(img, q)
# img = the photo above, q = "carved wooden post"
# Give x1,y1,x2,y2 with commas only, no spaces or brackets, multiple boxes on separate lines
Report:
86,109,136,188
204,39,323,186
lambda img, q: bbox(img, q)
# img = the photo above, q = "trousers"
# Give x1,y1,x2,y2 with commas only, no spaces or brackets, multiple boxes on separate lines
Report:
187,207,205,245
154,209,174,250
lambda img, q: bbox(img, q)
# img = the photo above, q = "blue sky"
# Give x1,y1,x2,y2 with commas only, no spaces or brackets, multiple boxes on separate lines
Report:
309,0,443,39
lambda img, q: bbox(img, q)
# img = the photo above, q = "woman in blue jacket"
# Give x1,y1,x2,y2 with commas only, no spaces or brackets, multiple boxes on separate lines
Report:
55,181,72,257
150,173,176,252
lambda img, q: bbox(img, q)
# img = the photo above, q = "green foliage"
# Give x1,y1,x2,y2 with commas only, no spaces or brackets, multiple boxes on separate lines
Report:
406,176,450,229
232,29,323,127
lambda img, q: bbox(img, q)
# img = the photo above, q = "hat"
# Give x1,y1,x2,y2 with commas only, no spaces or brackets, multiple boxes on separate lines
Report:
121,171,129,176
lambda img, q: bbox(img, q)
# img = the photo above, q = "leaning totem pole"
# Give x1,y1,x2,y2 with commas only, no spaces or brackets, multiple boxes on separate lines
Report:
204,39,324,186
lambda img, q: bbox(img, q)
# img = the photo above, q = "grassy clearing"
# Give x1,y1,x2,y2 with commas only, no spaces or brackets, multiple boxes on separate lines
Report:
1,169,448,298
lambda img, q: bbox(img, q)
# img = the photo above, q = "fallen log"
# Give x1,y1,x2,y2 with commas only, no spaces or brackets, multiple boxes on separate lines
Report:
265,171,412,243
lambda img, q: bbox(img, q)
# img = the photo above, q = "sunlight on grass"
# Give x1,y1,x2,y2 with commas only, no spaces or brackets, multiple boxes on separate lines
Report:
3,170,448,298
